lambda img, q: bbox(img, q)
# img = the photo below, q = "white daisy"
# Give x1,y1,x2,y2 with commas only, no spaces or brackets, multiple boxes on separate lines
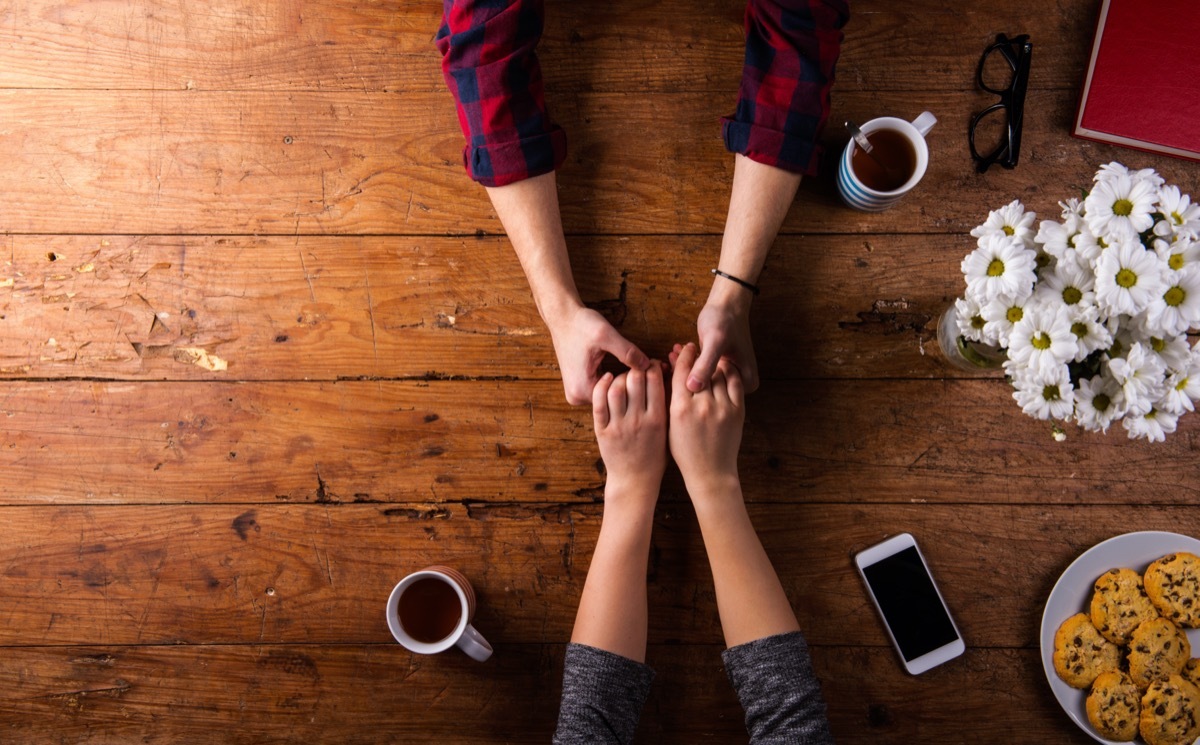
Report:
954,295,994,344
982,293,1033,348
1147,333,1192,373
1122,407,1178,443
1094,237,1166,316
961,233,1037,304
1010,362,1074,421
1146,263,1200,336
1074,375,1124,433
1106,342,1167,415
970,199,1037,248
1154,234,1200,274
1007,303,1076,375
1085,174,1159,237
1158,345,1200,414
1073,224,1112,264
1035,258,1096,311
1095,162,1164,189
1152,185,1200,239
1065,308,1113,363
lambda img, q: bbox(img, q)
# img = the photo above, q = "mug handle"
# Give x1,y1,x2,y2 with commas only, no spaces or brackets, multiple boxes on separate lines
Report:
911,111,937,136
456,624,493,662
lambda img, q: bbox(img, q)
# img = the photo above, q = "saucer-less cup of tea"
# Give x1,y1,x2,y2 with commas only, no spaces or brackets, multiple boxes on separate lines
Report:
386,565,493,661
837,111,937,212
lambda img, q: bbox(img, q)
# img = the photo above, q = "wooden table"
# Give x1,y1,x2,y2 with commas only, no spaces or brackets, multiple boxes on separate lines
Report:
0,1,1195,742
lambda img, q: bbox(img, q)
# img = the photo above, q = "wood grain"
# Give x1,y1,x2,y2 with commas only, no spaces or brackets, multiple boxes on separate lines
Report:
0,1,1092,94
0,644,1094,744
0,380,1195,505
0,502,1194,647
3,86,1192,236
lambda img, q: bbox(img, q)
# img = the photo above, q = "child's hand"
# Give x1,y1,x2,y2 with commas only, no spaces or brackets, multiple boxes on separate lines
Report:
668,343,745,499
592,362,668,511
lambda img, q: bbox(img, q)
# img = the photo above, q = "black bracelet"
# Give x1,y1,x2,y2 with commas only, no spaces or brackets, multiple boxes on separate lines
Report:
711,268,760,296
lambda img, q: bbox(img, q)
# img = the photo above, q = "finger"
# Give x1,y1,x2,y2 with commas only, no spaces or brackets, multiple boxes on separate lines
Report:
646,361,666,417
626,364,646,413
602,327,649,371
719,360,745,408
671,343,698,394
607,372,629,418
592,372,614,430
687,344,721,393
709,364,729,403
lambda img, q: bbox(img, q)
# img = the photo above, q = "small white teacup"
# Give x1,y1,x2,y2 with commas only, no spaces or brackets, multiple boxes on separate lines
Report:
837,111,937,212
386,566,493,661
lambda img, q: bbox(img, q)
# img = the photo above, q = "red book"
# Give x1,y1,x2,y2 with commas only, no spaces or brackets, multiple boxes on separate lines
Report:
1073,0,1200,162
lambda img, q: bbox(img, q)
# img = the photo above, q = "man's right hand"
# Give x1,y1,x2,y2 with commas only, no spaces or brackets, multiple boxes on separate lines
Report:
549,306,649,405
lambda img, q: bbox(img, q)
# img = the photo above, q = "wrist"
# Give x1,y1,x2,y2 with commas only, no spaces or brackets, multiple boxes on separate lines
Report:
542,294,585,334
706,273,754,315
685,473,743,511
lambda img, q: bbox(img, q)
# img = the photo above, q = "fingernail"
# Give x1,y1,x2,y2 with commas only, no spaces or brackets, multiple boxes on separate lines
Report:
687,376,703,392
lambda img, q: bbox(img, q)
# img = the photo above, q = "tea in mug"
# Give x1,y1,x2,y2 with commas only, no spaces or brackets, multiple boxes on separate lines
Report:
851,128,917,192
398,576,462,643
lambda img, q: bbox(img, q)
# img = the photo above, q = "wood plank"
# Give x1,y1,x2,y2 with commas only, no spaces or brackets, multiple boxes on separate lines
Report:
0,232,1057,382
4,87,1192,236
0,644,1092,744
0,502,1194,647
0,1,1092,94
1,380,1197,505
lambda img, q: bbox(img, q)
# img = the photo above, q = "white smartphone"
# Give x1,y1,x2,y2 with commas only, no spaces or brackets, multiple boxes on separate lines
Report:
854,533,965,674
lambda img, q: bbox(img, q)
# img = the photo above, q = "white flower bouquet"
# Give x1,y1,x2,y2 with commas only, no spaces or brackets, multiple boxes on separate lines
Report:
951,162,1200,441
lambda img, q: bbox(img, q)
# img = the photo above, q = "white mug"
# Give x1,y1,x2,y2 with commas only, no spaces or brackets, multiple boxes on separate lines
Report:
837,111,937,212
386,566,493,661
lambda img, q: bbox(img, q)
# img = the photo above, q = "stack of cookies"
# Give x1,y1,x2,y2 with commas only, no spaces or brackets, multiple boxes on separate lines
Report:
1053,552,1200,745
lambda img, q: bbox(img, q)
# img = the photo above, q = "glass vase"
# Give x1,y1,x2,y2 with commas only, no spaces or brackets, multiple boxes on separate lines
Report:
936,306,1006,371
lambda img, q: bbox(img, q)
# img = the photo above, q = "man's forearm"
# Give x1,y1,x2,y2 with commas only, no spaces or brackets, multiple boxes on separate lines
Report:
713,154,802,292
486,172,583,323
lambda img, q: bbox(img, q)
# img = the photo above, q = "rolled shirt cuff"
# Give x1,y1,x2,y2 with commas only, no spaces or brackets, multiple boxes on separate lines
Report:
463,125,568,188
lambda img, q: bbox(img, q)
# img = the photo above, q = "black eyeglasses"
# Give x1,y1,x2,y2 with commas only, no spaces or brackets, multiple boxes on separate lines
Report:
968,33,1032,173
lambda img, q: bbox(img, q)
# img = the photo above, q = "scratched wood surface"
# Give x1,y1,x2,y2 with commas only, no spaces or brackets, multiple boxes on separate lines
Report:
1,0,1197,743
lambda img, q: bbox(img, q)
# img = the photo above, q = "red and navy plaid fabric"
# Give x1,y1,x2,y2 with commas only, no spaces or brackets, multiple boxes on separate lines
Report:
436,0,848,187
723,0,849,176
435,0,566,187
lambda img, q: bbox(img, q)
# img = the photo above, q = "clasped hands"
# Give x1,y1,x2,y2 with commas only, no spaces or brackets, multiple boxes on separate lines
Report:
550,283,757,407
592,342,745,516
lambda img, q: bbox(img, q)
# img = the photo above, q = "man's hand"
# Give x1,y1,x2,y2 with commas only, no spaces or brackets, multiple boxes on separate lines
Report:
592,363,667,508
688,285,759,395
550,306,650,406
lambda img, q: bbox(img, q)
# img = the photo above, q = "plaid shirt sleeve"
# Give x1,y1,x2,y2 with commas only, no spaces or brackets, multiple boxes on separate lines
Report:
722,0,850,176
435,0,567,188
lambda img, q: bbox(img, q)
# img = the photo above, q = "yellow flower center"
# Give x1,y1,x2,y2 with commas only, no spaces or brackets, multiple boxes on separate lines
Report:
1071,322,1088,338
971,315,986,330
1031,333,1052,351
1172,211,1183,225
1006,306,1024,323
1002,225,1015,236
1151,337,1165,352
1062,287,1083,304
1093,393,1111,411
1177,377,1190,392
1098,236,1109,249
1036,252,1052,269
1113,198,1134,217
987,258,1005,277
1169,253,1186,271
1165,286,1186,307
1042,384,1061,402
1115,268,1138,288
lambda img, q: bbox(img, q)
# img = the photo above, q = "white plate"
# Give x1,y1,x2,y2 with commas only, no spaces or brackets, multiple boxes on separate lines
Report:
1040,531,1200,744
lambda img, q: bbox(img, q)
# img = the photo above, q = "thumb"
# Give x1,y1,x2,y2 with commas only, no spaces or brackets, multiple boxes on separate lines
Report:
687,344,721,393
600,326,649,371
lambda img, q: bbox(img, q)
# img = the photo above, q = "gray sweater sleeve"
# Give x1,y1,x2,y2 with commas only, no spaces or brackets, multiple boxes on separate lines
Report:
721,631,834,744
553,643,656,745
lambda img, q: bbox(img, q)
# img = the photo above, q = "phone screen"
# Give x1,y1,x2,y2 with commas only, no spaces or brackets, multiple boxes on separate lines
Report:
861,546,959,661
